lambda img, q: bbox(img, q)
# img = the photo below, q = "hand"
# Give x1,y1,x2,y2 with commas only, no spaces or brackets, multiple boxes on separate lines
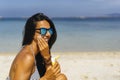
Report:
43,61,61,80
36,35,52,66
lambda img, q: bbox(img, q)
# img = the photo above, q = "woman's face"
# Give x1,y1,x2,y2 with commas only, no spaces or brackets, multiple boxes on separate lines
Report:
35,20,52,43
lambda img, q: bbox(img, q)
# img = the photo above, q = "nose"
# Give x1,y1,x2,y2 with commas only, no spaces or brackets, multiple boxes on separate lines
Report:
45,31,51,37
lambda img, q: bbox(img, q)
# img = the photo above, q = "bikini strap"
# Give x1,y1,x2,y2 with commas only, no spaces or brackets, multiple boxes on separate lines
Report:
30,45,36,66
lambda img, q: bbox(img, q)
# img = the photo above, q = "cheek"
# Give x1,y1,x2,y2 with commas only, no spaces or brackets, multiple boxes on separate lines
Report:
33,33,39,41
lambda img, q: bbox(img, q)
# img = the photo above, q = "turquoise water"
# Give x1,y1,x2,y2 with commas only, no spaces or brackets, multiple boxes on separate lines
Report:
0,18,120,53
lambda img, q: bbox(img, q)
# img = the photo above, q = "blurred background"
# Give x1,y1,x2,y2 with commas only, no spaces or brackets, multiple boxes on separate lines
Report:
0,0,120,53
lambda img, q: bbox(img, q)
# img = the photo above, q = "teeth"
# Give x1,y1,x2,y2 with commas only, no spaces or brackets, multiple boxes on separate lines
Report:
43,37,49,42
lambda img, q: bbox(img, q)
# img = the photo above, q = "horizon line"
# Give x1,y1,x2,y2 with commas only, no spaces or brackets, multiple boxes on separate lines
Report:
0,16,120,19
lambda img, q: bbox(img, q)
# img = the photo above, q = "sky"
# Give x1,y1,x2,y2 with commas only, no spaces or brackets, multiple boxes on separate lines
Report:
0,0,120,17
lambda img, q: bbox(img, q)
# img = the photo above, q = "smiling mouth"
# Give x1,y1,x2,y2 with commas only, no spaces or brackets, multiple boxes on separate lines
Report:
44,38,49,43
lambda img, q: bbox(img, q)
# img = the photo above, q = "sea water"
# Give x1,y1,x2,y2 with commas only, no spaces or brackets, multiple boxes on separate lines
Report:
0,18,120,53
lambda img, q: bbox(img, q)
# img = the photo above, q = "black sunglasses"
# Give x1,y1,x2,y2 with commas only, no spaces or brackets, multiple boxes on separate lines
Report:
35,28,53,36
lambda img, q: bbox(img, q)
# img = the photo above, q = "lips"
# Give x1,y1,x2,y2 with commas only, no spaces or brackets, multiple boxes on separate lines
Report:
45,38,48,42
42,36,50,43
43,38,49,43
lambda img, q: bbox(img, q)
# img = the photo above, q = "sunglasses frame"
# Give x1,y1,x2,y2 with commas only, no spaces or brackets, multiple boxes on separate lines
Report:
35,28,53,36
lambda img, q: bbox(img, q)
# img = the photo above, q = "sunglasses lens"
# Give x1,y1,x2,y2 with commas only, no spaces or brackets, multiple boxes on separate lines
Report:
38,28,54,35
49,28,53,35
40,28,46,35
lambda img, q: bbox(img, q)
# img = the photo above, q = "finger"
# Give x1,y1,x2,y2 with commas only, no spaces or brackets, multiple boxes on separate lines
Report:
37,35,47,48
54,64,60,72
37,37,44,50
54,69,61,76
37,35,46,48
40,36,49,46
53,61,60,69
53,62,60,73
41,38,48,47
39,37,46,48
53,65,61,75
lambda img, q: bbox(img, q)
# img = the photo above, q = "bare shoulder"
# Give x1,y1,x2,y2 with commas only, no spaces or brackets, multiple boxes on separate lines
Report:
15,46,35,68
21,47,34,64
9,46,35,79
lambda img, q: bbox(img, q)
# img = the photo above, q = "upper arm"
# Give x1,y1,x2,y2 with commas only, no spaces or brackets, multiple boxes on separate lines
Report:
13,54,34,80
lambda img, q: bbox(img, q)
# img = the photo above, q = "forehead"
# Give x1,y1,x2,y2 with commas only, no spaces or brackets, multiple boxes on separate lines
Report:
36,20,50,29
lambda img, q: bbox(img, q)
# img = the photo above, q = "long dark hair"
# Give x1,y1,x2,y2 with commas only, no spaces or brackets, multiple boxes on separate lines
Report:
22,13,57,48
22,13,57,77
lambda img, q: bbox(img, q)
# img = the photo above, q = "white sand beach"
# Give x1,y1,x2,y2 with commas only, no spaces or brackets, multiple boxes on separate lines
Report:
0,52,120,80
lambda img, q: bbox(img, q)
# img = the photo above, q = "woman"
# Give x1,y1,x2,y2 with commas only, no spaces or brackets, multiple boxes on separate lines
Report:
7,13,67,80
